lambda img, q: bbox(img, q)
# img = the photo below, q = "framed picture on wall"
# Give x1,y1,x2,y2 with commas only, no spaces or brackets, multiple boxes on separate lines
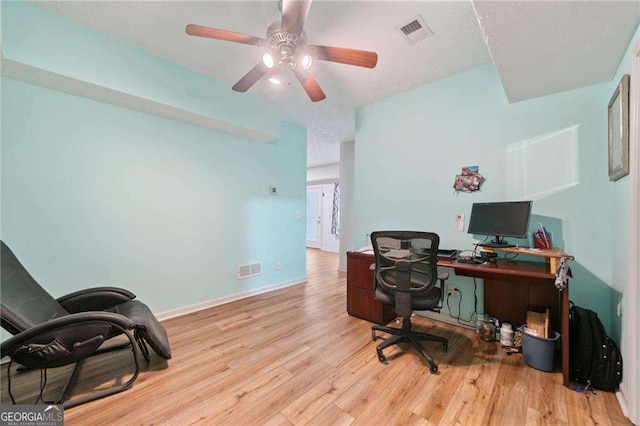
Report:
608,74,630,181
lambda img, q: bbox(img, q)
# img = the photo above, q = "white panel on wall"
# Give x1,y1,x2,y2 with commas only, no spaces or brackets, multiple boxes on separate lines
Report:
506,125,580,200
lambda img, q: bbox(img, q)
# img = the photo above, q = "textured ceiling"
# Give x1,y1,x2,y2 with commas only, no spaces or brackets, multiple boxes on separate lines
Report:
32,1,638,167
474,0,640,102
34,0,491,167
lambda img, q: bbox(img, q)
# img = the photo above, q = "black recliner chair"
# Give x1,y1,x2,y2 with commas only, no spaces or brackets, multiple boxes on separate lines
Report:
370,231,449,373
0,240,172,407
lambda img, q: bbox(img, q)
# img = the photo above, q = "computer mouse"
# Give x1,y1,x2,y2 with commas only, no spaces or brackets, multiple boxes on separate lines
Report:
464,256,472,261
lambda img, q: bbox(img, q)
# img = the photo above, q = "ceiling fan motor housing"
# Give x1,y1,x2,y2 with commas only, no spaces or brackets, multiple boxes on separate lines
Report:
266,21,307,67
185,0,376,102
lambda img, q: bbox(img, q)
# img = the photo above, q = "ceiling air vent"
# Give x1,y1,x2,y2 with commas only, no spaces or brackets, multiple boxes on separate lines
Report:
397,15,433,46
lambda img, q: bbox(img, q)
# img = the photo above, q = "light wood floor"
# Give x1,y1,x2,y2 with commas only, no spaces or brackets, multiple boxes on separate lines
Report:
1,249,629,425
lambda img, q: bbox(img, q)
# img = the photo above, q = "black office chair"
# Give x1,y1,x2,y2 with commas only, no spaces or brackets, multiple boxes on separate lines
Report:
0,240,172,408
370,231,449,373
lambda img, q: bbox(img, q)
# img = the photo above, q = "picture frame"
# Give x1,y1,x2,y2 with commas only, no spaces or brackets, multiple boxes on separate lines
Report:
608,74,630,181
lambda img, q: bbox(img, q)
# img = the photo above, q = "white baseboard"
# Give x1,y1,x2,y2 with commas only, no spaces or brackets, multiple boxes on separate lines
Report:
156,277,307,321
616,383,630,420
321,247,339,253
338,266,346,272
417,310,476,330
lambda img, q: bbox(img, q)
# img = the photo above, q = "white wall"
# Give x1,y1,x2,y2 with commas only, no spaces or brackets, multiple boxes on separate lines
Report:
338,141,355,270
619,29,640,425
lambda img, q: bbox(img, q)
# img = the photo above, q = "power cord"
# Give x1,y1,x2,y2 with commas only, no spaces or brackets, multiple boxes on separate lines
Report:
472,236,489,257
458,236,490,258
7,348,55,405
504,252,520,262
445,278,478,325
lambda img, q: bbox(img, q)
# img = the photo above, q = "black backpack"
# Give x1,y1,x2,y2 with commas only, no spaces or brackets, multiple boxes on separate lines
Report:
569,303,622,391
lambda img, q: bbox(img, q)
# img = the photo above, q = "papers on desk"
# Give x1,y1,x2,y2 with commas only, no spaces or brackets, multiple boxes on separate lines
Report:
353,248,415,259
355,247,374,254
383,249,411,259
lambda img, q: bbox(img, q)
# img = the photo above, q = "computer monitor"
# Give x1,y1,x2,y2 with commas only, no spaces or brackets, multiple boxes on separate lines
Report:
467,201,533,248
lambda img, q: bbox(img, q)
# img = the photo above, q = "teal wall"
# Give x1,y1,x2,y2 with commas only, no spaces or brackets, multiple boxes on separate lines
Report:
0,1,307,315
1,78,306,313
349,24,639,337
608,23,640,359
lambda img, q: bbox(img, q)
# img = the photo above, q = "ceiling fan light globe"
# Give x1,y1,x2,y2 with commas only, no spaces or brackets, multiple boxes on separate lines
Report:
268,77,281,85
262,53,275,69
302,55,313,69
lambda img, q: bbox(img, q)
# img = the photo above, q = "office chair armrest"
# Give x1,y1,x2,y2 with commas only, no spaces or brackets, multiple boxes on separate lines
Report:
1,312,135,368
437,271,449,302
57,287,137,313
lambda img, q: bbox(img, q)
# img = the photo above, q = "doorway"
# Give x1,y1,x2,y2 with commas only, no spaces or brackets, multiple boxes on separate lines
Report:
306,185,322,248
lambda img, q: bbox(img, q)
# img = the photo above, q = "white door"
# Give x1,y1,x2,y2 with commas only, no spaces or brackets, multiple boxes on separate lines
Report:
306,186,322,248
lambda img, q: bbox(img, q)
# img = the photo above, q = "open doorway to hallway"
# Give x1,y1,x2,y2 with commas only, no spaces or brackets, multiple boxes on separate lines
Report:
306,183,340,252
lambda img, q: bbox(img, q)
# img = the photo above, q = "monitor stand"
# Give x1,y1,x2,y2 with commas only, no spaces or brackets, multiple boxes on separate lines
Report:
479,236,515,248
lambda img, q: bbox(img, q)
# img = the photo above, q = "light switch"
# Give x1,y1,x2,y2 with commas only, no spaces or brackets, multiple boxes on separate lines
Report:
455,214,464,232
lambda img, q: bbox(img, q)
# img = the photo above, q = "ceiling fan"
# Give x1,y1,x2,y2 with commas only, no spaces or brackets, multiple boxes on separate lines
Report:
185,0,378,102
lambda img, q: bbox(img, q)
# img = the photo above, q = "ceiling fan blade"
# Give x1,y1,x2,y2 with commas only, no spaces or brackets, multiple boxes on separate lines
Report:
309,45,378,68
281,0,313,36
186,24,265,46
232,63,269,92
293,68,326,102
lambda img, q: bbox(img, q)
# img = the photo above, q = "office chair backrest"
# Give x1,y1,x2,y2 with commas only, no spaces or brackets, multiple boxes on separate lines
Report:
370,231,440,316
1,241,70,335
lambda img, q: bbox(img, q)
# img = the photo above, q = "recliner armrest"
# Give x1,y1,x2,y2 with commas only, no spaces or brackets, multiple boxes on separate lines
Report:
1,311,135,368
57,287,136,313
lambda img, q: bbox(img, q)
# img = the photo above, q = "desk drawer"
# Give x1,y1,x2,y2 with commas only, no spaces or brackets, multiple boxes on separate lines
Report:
347,256,375,290
346,285,395,325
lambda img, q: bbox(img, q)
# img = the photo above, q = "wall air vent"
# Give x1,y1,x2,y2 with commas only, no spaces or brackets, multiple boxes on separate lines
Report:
237,262,262,280
396,15,433,45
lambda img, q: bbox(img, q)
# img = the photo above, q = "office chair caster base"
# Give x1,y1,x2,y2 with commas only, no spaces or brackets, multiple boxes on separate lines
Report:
372,330,377,341
377,350,387,364
429,364,438,374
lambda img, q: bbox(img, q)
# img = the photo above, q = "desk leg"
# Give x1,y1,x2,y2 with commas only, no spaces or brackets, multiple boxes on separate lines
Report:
562,284,569,386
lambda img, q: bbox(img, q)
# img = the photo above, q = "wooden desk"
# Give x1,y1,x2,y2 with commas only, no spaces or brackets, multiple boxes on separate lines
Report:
482,246,574,274
346,251,396,325
346,250,571,386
